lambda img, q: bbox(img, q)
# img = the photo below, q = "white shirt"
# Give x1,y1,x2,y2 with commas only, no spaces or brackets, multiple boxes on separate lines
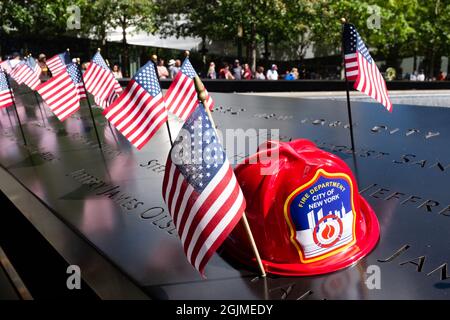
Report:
266,69,278,80
255,72,265,80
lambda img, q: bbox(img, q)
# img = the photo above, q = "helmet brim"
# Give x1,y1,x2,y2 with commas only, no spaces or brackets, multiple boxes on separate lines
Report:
223,195,380,276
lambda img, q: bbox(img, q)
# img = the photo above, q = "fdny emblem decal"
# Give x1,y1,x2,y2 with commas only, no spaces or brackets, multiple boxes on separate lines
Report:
284,169,357,263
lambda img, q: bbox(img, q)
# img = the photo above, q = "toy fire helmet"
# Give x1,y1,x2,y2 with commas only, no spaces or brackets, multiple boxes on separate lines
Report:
224,139,380,276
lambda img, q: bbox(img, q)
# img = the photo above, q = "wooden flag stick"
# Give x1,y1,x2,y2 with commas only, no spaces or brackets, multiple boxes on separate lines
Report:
341,17,356,152
33,92,47,127
23,55,47,126
96,48,120,145
194,74,266,277
76,58,102,149
151,54,173,146
3,68,27,145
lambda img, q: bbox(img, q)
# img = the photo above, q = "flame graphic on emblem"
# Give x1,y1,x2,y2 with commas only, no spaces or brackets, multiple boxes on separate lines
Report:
322,224,335,240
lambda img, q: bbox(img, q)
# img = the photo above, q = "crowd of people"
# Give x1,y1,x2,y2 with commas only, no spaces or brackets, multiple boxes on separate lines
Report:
203,59,301,80
110,56,304,80
4,51,450,82
406,70,449,81
154,57,302,80
156,57,450,82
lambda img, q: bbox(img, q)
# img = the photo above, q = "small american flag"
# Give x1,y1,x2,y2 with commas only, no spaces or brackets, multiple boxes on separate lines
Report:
344,23,392,112
83,52,122,109
47,51,71,75
162,105,245,275
9,59,41,90
0,68,14,109
164,57,214,120
36,65,80,121
66,63,87,100
103,61,167,150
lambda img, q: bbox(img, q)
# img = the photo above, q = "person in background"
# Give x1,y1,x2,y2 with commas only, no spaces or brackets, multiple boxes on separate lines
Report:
207,62,217,79
242,63,252,79
157,59,169,79
37,53,50,79
255,66,266,80
219,63,234,80
291,67,299,80
168,59,179,79
112,64,123,79
266,64,278,80
232,59,242,80
417,69,425,81
410,71,417,81
219,63,227,78
285,67,299,80
285,71,294,80
81,62,90,73
10,52,21,68
438,71,445,81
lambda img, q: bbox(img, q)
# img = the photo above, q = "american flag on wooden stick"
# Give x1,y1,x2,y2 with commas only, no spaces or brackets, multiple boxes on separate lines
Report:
103,61,167,150
162,104,245,275
344,23,392,112
9,59,41,90
36,65,80,121
83,52,122,109
66,63,87,100
164,57,214,120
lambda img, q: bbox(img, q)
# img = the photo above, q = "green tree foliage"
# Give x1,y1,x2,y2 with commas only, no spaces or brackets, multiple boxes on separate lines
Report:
156,0,450,77
156,0,295,71
1,0,73,36
3,0,450,77
1,0,156,76
81,0,157,76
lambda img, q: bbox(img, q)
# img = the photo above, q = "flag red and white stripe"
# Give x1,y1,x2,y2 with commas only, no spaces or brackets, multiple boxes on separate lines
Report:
164,58,214,120
103,61,167,150
344,23,392,112
162,105,245,275
36,70,80,121
0,90,13,109
10,63,41,90
345,52,392,112
344,53,359,80
47,52,69,75
0,69,14,109
83,52,122,109
94,94,116,109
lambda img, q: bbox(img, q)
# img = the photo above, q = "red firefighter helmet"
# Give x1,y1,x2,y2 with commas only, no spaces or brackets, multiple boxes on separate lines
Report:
224,139,380,276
